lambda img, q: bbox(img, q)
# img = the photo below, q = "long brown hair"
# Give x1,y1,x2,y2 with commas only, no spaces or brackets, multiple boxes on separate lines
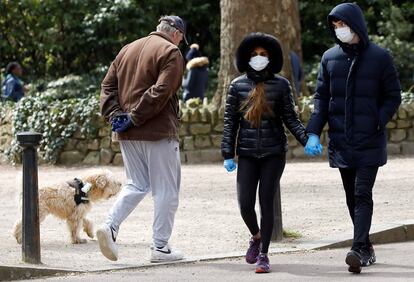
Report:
240,82,273,128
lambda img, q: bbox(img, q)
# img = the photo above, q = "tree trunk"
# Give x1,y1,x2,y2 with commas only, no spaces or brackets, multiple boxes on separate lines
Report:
214,0,303,109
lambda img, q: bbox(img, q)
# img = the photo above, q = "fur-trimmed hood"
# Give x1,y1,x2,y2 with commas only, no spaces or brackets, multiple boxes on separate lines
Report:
235,32,283,74
186,56,209,70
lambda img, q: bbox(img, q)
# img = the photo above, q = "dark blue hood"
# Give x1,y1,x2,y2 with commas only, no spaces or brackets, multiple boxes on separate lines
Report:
327,3,369,48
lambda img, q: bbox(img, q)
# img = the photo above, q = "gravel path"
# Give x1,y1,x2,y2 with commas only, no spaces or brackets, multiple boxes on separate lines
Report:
0,156,413,270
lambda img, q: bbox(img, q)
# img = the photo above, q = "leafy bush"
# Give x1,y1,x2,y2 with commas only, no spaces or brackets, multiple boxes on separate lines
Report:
205,59,219,99
0,101,13,123
303,59,320,95
402,89,414,104
5,74,103,164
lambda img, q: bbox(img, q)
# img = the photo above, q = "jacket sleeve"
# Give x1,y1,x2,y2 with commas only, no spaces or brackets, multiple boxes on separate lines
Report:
306,54,330,136
221,83,240,159
129,48,184,126
100,60,122,122
378,51,401,129
281,80,308,146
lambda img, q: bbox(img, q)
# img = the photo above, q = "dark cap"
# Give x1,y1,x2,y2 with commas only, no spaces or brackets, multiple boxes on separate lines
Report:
159,15,188,45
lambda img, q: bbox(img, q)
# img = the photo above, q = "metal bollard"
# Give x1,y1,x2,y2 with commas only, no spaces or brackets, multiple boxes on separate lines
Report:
17,132,42,264
271,182,283,241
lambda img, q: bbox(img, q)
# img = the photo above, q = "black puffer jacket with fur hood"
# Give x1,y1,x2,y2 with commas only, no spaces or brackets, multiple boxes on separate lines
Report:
221,33,308,160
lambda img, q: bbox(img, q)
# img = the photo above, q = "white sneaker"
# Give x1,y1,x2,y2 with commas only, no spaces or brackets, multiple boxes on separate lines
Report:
150,244,184,263
96,225,118,261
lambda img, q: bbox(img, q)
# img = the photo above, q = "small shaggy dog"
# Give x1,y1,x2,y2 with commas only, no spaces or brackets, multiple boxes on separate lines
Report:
13,170,122,244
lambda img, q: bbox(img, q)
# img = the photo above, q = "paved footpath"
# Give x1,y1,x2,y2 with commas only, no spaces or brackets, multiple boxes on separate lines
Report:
0,157,413,276
31,241,414,282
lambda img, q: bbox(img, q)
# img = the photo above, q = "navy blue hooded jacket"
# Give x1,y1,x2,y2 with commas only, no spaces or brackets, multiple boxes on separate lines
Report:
182,56,209,101
306,3,401,168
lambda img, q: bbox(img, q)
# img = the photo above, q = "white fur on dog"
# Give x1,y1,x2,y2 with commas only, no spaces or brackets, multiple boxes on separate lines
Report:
13,169,122,244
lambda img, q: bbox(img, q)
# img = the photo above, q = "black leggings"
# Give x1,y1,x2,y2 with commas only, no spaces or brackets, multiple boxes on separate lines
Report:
339,167,378,250
237,155,286,254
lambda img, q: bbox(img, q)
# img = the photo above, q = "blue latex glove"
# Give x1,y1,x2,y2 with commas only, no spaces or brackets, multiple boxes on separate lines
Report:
223,159,237,172
111,113,133,133
304,134,323,157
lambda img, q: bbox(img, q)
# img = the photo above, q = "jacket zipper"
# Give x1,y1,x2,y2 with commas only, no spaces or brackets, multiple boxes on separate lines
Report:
251,80,261,157
344,56,357,144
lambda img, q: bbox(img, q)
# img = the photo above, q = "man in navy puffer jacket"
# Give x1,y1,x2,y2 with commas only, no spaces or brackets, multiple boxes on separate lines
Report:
305,3,401,274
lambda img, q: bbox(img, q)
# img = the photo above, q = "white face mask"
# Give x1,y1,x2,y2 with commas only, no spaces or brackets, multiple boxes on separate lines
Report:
335,26,355,43
248,55,269,71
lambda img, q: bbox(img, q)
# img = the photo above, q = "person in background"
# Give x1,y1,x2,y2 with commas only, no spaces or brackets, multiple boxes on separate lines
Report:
290,51,303,98
185,43,201,62
182,43,209,102
221,32,316,273
2,62,27,102
304,2,401,274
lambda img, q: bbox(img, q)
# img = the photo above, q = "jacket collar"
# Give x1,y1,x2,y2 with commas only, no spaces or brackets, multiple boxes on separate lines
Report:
149,31,175,45
246,69,275,83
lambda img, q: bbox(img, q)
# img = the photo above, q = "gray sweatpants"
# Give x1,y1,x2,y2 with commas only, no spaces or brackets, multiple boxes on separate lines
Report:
105,139,181,248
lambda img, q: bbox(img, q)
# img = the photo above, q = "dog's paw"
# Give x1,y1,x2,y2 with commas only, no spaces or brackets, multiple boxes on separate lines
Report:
72,238,87,244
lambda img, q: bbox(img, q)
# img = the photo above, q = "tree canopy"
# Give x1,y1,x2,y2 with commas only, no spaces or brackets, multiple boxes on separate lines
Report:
0,0,219,78
1,0,413,88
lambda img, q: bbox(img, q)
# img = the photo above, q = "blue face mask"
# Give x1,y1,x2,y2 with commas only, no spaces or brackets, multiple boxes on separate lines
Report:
248,55,269,71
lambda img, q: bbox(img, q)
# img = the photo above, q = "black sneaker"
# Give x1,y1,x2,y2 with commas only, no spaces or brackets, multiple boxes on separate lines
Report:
345,250,362,274
361,245,376,266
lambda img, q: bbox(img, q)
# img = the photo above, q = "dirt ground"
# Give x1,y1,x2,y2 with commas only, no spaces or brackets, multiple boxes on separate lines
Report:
0,156,413,270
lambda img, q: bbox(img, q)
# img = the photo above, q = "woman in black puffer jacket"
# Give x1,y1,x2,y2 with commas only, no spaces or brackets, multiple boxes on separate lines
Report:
221,32,309,274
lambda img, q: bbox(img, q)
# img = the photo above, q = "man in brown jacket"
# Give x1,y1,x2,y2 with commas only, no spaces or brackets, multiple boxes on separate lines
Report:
97,15,186,263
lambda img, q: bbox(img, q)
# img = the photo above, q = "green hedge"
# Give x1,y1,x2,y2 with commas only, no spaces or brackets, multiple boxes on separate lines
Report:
4,74,103,164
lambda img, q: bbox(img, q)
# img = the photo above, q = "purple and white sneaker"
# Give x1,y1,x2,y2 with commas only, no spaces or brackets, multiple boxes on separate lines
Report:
245,238,260,264
255,254,270,273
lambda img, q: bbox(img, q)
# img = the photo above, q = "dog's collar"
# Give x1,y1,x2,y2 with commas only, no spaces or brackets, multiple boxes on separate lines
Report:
68,178,91,205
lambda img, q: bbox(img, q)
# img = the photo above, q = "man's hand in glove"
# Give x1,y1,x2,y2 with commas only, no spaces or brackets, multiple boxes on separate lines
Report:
111,113,133,133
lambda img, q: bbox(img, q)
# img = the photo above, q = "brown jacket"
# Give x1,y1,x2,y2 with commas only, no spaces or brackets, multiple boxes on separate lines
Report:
100,32,184,141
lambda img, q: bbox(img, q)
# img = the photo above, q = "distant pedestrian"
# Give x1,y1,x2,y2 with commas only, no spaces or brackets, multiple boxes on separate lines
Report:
99,15,186,263
304,3,401,274
2,62,27,102
221,32,311,273
290,51,303,98
182,43,209,102
185,43,201,62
